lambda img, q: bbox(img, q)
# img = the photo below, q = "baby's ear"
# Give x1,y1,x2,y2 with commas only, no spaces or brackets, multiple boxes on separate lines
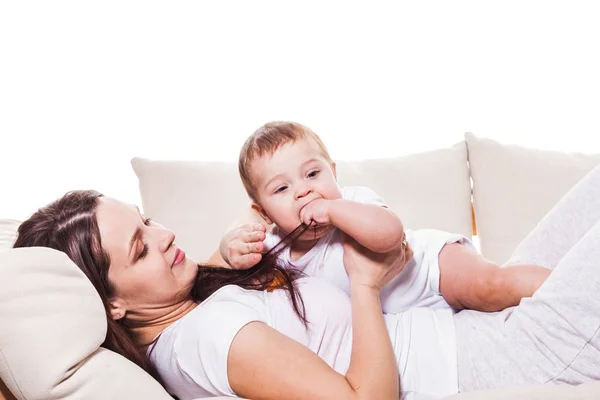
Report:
252,203,273,225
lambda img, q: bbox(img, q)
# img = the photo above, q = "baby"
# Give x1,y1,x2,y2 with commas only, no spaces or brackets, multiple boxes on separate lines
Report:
220,121,550,313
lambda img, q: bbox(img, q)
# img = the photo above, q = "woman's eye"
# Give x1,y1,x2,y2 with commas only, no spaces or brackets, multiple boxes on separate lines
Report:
274,186,288,194
138,244,148,260
135,217,152,260
307,170,320,178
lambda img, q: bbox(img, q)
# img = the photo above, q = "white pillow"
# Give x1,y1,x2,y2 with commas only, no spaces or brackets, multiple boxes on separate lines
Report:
335,142,472,237
466,133,600,265
131,158,254,263
0,247,173,400
132,142,472,262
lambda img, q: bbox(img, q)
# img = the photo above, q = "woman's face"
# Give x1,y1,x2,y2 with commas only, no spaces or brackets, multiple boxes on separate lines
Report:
96,197,198,318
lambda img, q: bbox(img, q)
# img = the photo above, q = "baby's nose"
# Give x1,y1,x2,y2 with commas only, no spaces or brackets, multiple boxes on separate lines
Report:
295,185,313,199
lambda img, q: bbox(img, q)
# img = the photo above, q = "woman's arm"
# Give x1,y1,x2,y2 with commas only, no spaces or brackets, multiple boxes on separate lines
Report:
229,321,374,399
229,305,397,400
346,283,398,398
228,236,406,400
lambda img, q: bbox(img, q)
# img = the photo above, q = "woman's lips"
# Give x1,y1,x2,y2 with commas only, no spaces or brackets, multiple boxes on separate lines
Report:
172,248,186,267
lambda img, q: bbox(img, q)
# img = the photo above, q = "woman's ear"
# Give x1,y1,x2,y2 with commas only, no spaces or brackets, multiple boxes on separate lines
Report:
251,203,272,225
109,300,127,320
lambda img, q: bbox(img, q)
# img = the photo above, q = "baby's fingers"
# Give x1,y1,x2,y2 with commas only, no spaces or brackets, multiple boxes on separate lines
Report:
241,230,266,244
299,209,313,226
235,253,263,269
245,240,264,254
253,223,267,233
235,223,266,234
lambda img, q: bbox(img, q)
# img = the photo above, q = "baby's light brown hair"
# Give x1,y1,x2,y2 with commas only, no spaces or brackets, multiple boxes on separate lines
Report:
239,121,334,202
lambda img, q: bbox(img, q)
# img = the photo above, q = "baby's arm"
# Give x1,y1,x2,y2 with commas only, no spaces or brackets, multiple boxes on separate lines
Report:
328,199,404,253
330,200,403,253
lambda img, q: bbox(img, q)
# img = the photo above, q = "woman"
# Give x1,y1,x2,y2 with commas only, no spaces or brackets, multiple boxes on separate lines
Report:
13,164,600,399
14,191,408,399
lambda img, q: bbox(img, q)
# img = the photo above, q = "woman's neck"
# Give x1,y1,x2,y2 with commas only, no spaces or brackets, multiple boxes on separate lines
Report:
125,299,198,351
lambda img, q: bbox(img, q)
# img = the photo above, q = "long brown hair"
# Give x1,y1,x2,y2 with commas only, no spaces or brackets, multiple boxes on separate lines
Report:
13,190,309,382
194,222,310,325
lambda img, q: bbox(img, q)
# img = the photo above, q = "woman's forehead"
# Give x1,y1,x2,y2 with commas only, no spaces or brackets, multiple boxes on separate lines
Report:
96,197,139,251
97,197,138,218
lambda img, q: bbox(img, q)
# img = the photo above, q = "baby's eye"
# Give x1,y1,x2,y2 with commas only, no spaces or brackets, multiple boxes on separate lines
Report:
144,217,152,226
274,186,288,194
307,170,320,178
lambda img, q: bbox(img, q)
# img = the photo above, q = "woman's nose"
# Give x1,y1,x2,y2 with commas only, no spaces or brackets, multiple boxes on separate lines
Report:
157,228,176,252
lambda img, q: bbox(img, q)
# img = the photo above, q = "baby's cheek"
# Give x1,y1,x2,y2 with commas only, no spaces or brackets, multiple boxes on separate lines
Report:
329,187,343,200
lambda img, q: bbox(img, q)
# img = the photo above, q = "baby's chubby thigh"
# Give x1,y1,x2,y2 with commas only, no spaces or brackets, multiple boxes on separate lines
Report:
380,229,459,313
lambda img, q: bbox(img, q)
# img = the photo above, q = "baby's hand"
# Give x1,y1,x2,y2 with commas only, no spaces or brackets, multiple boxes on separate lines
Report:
299,198,332,226
219,223,266,269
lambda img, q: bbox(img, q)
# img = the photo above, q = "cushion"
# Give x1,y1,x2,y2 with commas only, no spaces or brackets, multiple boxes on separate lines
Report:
334,142,472,237
0,220,20,252
132,142,472,262
131,158,255,263
466,132,600,265
1,222,20,399
0,247,173,400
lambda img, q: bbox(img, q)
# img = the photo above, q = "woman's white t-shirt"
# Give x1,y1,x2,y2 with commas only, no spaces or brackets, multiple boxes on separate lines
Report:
148,277,458,400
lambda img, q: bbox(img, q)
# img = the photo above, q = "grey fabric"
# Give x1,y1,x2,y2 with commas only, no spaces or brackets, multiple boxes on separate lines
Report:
445,380,600,400
454,163,600,391
505,161,600,269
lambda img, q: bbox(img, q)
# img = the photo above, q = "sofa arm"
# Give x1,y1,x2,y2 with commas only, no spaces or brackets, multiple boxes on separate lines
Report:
0,248,173,400
445,381,600,400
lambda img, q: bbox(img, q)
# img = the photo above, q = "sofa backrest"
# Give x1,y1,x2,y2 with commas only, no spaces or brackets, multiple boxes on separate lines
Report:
466,133,600,264
132,135,600,265
132,141,474,263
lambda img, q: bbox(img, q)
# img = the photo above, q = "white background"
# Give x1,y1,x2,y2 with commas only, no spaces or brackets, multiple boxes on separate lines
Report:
1,1,599,220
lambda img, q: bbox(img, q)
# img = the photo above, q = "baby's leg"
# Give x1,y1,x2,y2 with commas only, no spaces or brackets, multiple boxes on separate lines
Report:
454,218,600,390
506,163,600,269
439,244,550,311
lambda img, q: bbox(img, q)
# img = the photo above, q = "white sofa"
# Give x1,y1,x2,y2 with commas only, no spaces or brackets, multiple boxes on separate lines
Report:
2,133,600,400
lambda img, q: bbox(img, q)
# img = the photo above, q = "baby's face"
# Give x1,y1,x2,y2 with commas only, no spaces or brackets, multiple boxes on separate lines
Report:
250,138,342,238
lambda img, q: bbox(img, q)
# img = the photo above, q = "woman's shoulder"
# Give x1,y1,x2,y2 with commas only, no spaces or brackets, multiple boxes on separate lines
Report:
150,285,272,397
164,277,347,346
153,285,272,360
184,285,270,327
